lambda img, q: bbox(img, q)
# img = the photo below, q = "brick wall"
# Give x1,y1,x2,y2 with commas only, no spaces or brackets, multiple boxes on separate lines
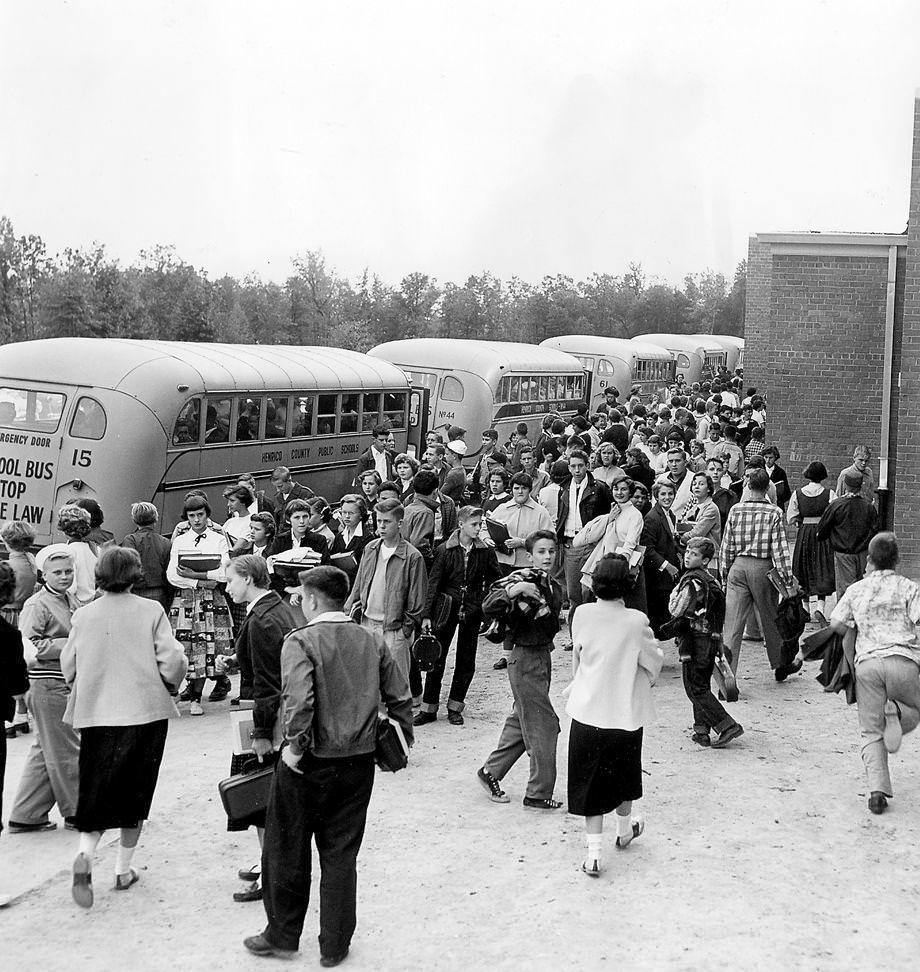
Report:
745,248,891,483
893,96,920,571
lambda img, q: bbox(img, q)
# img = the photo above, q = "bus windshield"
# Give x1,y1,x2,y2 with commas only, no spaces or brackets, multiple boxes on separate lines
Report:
0,385,67,433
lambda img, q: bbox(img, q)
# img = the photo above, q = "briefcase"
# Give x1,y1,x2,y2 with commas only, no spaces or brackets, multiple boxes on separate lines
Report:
218,756,277,825
374,716,409,773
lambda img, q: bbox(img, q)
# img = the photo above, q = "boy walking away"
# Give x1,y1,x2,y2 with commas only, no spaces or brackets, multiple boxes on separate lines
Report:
815,471,877,599
828,533,920,815
478,531,563,810
667,538,743,749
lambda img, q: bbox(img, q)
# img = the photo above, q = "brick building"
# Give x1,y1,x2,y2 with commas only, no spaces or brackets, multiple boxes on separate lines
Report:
746,93,920,571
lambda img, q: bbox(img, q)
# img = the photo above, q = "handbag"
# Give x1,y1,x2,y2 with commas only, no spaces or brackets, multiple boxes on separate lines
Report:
374,716,409,772
412,633,442,672
217,752,278,825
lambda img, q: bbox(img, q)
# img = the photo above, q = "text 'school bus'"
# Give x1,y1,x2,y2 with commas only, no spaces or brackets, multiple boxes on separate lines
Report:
368,339,587,457
0,338,414,545
638,334,728,384
706,335,744,373
539,336,675,408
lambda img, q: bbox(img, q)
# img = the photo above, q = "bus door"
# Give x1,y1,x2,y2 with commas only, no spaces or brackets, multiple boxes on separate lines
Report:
406,387,430,459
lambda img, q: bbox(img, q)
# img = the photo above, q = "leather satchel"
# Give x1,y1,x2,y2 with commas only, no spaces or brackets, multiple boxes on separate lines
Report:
218,753,278,825
374,716,409,773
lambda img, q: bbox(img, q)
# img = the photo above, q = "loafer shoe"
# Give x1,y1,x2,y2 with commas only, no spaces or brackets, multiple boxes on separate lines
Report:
492,657,508,670
447,710,464,726
233,882,263,903
774,659,803,682
413,711,437,727
72,852,94,909
320,948,349,968
8,820,56,834
238,865,261,882
868,791,888,815
114,868,139,892
691,731,711,747
883,702,903,754
582,858,601,878
711,723,745,749
615,817,645,849
243,934,297,960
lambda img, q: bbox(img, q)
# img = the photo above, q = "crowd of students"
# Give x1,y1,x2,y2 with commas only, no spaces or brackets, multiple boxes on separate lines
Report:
2,369,920,964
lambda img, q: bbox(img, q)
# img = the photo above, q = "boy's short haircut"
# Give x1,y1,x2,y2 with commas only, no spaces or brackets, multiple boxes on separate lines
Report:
516,421,529,436
525,529,557,553
458,505,484,523
375,498,405,521
510,472,533,490
707,455,725,468
131,502,159,527
518,446,534,459
482,428,499,441
298,565,350,604
488,452,509,467
686,536,715,562
411,470,440,496
378,480,401,496
359,470,383,485
652,480,676,499
568,449,588,465
666,447,685,458
868,532,899,570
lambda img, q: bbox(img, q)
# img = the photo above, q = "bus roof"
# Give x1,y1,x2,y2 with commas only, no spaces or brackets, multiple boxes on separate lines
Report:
705,335,745,351
541,335,674,361
0,338,411,395
638,333,726,355
369,339,584,382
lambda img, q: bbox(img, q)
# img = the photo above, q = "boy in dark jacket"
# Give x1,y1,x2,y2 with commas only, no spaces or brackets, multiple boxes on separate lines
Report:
478,530,563,809
415,506,501,727
667,537,743,750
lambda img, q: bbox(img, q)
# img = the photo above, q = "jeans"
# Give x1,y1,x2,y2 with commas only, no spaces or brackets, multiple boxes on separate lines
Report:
421,608,481,713
261,753,376,955
854,654,920,796
562,542,591,629
679,633,734,734
723,557,794,673
483,645,560,800
9,678,80,823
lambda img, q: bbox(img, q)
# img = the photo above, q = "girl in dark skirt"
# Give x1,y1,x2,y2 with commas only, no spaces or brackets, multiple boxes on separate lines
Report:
61,546,187,908
565,554,663,877
787,461,836,624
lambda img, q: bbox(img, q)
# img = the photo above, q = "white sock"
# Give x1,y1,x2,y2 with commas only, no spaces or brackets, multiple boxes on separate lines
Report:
115,843,137,877
586,834,603,862
78,831,102,860
615,813,632,839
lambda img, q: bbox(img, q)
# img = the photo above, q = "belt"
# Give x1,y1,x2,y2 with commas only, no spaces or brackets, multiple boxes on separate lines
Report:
801,517,821,525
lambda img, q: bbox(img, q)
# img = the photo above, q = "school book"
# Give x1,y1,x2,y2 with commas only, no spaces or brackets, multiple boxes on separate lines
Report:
485,517,511,555
229,706,284,755
178,552,222,572
329,551,358,574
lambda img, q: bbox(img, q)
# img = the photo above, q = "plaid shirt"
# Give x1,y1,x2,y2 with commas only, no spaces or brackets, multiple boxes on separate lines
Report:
720,498,793,585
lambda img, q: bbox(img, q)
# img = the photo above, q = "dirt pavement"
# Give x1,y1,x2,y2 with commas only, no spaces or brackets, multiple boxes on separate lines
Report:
3,628,920,971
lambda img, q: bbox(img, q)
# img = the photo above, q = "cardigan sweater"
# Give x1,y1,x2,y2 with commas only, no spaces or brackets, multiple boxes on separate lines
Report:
61,592,187,728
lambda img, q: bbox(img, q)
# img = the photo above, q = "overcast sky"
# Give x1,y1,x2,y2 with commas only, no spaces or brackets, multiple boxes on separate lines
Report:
2,1,919,288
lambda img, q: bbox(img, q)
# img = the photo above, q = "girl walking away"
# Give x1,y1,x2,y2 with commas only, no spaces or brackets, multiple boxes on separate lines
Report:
166,494,233,714
62,546,187,907
566,555,663,877
787,461,836,625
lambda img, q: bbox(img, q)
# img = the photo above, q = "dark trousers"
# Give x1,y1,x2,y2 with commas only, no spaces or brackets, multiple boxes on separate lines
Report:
483,645,560,800
680,633,733,734
261,752,376,955
421,608,481,713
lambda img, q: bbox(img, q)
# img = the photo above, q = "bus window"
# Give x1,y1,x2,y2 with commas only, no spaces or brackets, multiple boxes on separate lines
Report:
341,393,359,433
510,377,520,402
204,398,231,443
565,376,575,399
0,386,66,433
292,395,314,436
265,396,289,439
172,399,201,446
235,396,261,441
316,394,338,435
574,374,584,398
597,359,614,375
362,392,381,431
538,376,548,401
676,353,691,369
441,376,464,402
383,392,406,429
70,397,106,440
497,377,508,403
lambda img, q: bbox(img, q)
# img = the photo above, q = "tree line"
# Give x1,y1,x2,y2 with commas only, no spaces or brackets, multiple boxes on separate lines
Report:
0,216,745,350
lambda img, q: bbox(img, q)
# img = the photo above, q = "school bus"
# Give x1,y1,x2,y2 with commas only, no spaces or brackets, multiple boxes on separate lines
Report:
637,333,728,383
368,338,587,456
539,336,675,408
706,335,744,372
0,338,414,544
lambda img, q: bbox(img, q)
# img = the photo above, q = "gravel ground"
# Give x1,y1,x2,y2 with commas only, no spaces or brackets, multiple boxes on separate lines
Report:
3,626,920,971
